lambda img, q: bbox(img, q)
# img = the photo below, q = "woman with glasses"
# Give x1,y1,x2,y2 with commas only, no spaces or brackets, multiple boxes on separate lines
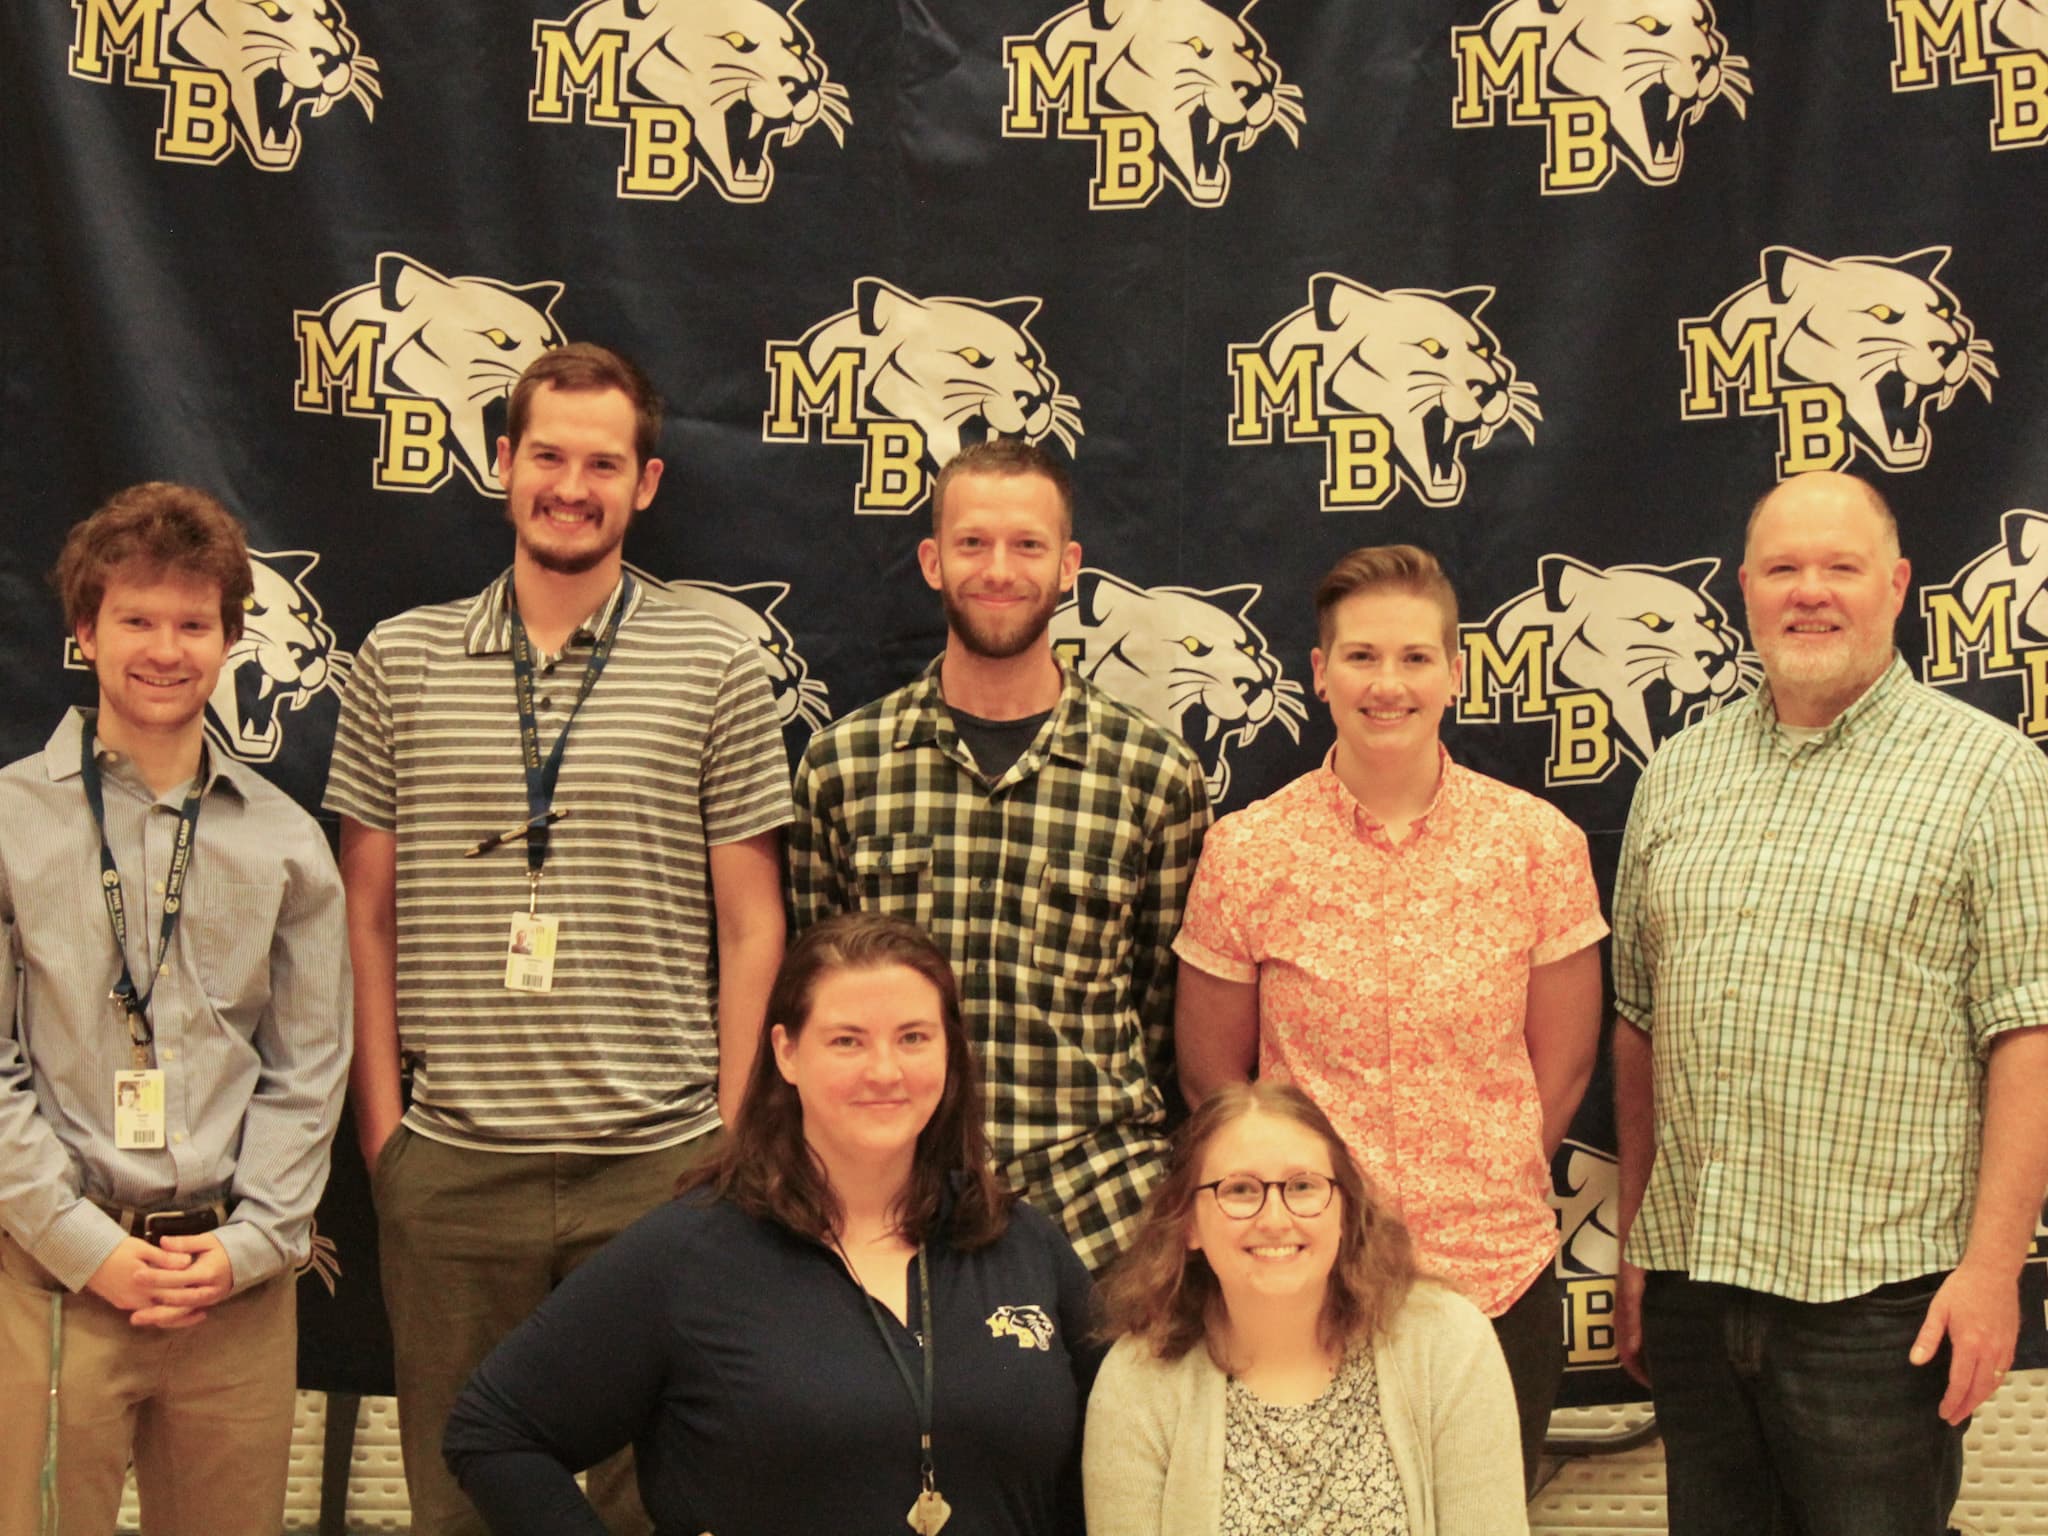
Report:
442,914,1099,1536
1083,1082,1527,1536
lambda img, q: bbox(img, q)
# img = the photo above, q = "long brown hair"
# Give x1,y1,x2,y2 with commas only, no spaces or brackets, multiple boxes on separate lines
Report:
682,913,1012,1249
1100,1082,1416,1363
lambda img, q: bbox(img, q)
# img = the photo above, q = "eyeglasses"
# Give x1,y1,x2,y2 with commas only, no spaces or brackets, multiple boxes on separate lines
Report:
1196,1173,1337,1220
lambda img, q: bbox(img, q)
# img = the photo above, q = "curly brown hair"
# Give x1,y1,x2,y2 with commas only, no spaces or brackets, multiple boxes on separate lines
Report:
1099,1082,1416,1364
681,913,1013,1250
54,482,253,644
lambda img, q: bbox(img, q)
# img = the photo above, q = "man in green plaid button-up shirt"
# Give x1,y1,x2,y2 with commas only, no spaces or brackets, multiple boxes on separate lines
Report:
1612,472,2048,1536
790,441,1210,1275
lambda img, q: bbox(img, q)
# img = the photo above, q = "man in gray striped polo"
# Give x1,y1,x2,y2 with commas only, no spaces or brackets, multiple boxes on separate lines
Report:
1611,471,2048,1536
325,344,790,1536
0,483,351,1536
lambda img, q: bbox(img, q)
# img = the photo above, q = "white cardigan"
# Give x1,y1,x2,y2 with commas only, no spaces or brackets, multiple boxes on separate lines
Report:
1082,1281,1531,1536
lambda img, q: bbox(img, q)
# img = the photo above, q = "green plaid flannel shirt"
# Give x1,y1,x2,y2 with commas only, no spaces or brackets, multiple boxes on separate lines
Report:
1615,660,2048,1300
790,658,1211,1273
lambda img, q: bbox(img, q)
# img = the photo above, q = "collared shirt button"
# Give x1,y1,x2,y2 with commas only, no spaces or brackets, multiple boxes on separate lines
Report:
1761,830,1777,842
1723,986,1738,1000
161,1049,176,1063
172,1132,186,1144
153,881,165,894
978,877,993,892
1739,905,1755,919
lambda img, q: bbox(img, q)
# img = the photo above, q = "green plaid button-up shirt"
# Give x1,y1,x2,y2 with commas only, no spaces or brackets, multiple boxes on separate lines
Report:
1614,658,2048,1301
790,658,1211,1274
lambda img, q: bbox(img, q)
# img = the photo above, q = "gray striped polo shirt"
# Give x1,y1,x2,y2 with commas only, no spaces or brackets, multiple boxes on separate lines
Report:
324,572,791,1152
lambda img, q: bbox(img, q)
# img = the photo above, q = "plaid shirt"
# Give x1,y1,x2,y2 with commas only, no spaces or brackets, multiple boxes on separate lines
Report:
790,658,1211,1273
1614,659,2048,1301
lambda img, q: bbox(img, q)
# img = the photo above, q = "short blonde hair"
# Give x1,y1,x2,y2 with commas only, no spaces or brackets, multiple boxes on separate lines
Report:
1314,545,1459,656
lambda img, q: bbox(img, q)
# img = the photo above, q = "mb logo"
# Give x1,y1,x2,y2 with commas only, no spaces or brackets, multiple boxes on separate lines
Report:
1229,273,1538,511
1888,0,2048,149
1678,245,1996,476
527,0,849,202
1920,509,2048,738
1457,554,1756,786
293,253,568,496
1450,0,1749,193
1001,0,1303,208
68,0,379,170
763,278,1083,516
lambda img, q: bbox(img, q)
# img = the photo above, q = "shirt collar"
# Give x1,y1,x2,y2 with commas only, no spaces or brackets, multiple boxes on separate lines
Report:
895,654,1093,771
44,707,252,802
462,568,640,658
1315,742,1457,842
1751,653,1910,752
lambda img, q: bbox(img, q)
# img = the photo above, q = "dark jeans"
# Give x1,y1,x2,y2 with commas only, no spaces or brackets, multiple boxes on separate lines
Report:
1491,1265,1565,1496
1641,1271,1966,1536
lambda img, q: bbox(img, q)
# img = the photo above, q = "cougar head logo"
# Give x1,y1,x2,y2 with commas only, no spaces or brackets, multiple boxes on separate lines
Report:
163,0,380,170
1486,555,1756,766
1478,0,1750,184
1986,0,2048,51
797,278,1083,472
1037,0,1304,205
985,1304,1057,1350
649,576,832,730
564,0,849,201
1050,569,1306,803
318,253,566,496
1258,273,1539,507
1712,246,1996,473
1955,510,2048,650
1551,1140,1620,1278
206,550,351,763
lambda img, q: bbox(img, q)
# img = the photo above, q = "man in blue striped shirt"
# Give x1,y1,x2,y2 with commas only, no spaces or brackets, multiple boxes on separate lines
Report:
0,483,352,1536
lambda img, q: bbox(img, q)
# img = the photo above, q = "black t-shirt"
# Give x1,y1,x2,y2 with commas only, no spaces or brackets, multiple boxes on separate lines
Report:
948,705,1053,783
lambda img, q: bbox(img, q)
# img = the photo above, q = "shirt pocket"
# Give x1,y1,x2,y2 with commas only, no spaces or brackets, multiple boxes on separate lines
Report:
851,834,935,934
187,877,284,1014
1030,852,1138,986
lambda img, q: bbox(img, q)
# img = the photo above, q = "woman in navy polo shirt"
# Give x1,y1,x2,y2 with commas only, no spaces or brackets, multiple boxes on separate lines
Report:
444,913,1099,1536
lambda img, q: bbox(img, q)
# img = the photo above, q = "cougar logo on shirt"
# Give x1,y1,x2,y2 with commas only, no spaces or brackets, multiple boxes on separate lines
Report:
1229,273,1539,511
1450,0,1750,193
292,253,568,496
1920,509,2048,738
764,278,1084,516
986,1305,1057,1350
1457,555,1756,786
528,0,849,201
1550,1140,1621,1370
1050,570,1306,803
648,575,832,732
1679,245,1996,477
65,549,351,764
1002,0,1304,208
1888,0,2048,150
68,0,379,170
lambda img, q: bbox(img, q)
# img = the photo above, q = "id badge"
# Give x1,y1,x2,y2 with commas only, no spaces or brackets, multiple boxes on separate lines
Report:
505,912,559,992
114,1069,166,1150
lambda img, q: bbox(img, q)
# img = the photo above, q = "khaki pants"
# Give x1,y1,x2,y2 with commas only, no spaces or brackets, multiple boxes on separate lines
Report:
374,1126,720,1536
0,1231,297,1536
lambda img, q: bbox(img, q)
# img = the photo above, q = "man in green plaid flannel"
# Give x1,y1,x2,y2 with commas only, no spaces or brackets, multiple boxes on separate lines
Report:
790,439,1211,1275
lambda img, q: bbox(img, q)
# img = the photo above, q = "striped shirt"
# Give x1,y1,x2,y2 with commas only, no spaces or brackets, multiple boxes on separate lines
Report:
789,658,1211,1274
1614,658,2048,1301
323,572,791,1153
0,711,351,1293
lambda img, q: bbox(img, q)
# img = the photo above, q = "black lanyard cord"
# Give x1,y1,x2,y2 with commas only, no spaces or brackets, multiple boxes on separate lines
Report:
79,715,204,1059
505,575,632,879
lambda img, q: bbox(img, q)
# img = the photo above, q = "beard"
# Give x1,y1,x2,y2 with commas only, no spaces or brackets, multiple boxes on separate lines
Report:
941,581,1060,660
1752,624,1896,702
508,499,628,576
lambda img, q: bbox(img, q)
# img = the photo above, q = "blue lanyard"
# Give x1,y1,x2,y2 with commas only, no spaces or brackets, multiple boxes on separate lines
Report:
78,715,204,1067
504,576,632,884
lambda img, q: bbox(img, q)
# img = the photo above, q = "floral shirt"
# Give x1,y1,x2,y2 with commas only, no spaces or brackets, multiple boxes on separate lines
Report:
1175,752,1606,1314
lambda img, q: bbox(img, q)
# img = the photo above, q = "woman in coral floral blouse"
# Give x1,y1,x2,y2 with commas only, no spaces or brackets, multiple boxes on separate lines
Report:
1173,545,1607,1491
